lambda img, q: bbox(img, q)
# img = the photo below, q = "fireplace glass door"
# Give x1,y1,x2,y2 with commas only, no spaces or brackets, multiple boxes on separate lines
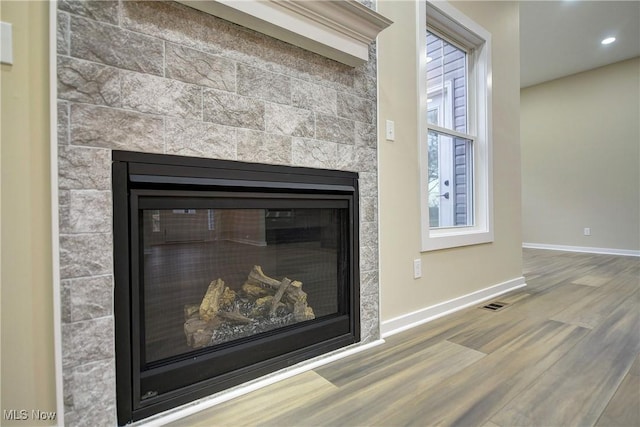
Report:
140,204,346,365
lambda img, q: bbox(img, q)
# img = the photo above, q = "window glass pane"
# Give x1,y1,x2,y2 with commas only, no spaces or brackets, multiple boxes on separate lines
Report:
427,31,467,134
427,130,473,228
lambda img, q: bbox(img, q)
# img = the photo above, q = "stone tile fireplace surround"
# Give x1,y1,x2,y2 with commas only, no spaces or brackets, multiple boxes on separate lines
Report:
56,1,380,425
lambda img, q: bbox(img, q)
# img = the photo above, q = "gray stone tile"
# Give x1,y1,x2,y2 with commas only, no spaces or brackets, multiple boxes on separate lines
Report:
303,63,356,97
316,114,355,145
166,118,237,160
360,221,378,248
362,41,378,78
58,145,111,190
70,104,164,153
68,190,112,233
59,233,112,279
62,275,113,322
355,121,377,148
57,12,70,55
69,359,116,425
360,196,377,223
230,39,356,96
352,42,378,96
337,145,377,172
237,129,291,165
70,16,163,76
58,101,69,145
63,412,78,427
58,56,120,107
62,367,74,411
292,80,337,115
121,0,216,54
360,245,378,272
61,316,114,368
336,143,355,171
121,72,202,119
58,0,119,25
265,104,314,137
353,70,377,101
61,267,72,324
359,171,378,199
203,89,265,130
361,270,379,297
292,138,338,169
238,63,291,104
360,291,380,342
359,147,378,172
337,92,375,123
59,190,71,234
165,43,236,92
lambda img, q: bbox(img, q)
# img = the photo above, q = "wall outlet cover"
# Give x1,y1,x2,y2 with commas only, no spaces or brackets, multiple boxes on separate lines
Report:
413,259,422,279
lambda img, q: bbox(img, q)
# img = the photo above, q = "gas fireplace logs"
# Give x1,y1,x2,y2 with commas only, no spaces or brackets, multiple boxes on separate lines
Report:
184,265,315,349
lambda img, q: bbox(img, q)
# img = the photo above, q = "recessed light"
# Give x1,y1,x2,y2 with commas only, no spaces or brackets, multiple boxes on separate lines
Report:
601,37,616,45
427,56,433,63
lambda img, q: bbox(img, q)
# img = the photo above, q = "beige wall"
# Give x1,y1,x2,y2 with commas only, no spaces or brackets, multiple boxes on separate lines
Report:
521,57,640,252
1,1,57,425
0,0,523,419
377,1,522,323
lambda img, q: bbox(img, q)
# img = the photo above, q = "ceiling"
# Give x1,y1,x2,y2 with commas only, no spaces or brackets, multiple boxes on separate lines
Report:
520,1,640,88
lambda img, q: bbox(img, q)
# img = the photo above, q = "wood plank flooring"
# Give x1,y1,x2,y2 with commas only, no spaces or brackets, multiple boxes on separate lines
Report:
167,249,639,427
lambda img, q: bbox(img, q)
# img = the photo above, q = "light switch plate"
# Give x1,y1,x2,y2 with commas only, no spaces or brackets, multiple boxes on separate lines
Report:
385,119,395,141
1,22,13,65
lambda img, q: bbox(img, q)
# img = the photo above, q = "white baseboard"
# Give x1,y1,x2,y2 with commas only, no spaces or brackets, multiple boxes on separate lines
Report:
381,276,526,338
523,242,640,257
137,339,385,426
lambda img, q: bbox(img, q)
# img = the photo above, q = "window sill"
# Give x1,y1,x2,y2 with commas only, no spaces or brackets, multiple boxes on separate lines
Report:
422,228,493,251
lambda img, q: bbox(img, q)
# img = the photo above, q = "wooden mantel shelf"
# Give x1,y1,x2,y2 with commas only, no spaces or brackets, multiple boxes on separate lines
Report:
176,0,393,67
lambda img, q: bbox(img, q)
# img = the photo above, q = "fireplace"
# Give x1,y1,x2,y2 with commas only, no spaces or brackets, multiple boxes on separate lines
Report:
56,0,381,423
112,151,360,424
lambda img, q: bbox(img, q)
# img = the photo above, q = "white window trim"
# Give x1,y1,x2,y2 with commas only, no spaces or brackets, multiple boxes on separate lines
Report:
418,0,493,251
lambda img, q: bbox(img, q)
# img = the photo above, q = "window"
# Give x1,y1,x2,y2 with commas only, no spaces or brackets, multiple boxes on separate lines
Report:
427,31,471,228
419,1,493,251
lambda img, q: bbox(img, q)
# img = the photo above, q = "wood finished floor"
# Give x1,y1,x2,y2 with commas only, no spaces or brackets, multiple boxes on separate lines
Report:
167,249,639,427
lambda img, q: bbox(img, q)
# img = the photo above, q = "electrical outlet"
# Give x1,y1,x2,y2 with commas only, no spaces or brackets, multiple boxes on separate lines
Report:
413,259,422,279
584,227,591,236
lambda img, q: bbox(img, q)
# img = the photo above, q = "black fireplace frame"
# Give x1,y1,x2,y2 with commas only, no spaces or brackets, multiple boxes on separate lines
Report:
113,151,360,425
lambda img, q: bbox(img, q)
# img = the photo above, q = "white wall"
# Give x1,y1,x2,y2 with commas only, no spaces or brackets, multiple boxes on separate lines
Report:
521,57,640,253
377,1,523,330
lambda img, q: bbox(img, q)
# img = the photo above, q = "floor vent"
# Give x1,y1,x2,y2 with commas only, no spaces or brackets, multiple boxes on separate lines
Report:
480,302,508,312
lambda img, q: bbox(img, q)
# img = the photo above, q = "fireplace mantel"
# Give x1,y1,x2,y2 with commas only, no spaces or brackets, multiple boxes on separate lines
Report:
176,0,392,66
